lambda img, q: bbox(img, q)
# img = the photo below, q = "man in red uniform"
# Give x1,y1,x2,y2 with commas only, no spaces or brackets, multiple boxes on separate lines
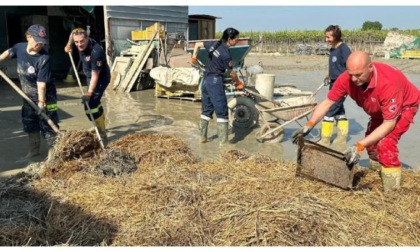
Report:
292,51,420,191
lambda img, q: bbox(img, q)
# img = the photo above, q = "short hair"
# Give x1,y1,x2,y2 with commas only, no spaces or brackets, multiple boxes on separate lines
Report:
325,25,342,42
72,27,87,36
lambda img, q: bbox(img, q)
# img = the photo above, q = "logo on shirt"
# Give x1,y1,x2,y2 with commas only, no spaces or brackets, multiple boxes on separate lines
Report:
85,56,91,62
389,104,398,113
332,56,337,62
38,28,46,38
27,66,35,74
96,61,102,67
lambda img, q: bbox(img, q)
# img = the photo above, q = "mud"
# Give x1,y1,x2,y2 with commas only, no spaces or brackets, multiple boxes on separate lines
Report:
1,54,419,176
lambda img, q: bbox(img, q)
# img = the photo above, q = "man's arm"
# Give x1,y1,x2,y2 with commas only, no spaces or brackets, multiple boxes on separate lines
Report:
359,120,396,147
36,81,47,112
0,50,10,62
64,33,74,52
88,71,100,94
308,98,336,125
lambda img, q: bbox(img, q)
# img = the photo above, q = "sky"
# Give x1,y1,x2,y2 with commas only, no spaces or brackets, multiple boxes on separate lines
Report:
7,0,420,32
188,5,420,32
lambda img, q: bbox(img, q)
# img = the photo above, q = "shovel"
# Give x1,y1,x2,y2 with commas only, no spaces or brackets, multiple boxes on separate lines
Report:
67,52,106,150
0,70,60,134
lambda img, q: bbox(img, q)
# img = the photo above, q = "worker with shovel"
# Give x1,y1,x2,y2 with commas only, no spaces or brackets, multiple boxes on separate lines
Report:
292,51,420,192
191,27,244,145
0,24,59,162
64,27,110,142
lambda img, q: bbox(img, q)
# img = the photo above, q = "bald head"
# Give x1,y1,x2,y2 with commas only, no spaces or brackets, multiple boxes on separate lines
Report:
346,51,373,86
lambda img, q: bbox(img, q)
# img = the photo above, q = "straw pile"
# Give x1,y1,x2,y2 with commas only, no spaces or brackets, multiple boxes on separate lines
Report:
0,131,419,246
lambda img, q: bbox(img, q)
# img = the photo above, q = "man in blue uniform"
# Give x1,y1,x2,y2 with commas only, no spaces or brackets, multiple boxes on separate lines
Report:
0,24,59,162
191,27,244,145
65,27,110,142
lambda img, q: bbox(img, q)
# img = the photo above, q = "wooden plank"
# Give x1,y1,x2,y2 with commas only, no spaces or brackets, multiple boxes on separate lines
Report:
110,57,133,90
115,45,148,92
124,30,159,93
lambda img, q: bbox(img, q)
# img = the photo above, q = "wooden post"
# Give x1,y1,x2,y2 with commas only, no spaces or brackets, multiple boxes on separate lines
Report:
103,6,112,67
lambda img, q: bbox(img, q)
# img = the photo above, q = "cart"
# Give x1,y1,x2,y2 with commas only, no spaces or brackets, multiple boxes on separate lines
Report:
228,83,324,143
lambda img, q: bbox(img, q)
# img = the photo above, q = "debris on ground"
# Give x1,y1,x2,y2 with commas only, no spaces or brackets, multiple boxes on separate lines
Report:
0,132,419,246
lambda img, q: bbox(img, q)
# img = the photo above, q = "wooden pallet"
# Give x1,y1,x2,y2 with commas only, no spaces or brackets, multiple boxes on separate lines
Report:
155,83,201,101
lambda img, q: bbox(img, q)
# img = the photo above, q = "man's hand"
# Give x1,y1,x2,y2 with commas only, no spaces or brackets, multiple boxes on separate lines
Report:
236,81,244,91
323,75,330,86
81,92,93,103
191,57,197,64
291,121,315,144
64,44,72,53
37,100,46,115
344,141,365,166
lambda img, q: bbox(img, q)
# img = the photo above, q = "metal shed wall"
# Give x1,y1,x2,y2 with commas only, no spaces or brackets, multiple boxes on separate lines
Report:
104,6,189,60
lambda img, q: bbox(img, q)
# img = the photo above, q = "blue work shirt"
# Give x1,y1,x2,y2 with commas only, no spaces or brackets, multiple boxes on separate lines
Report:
9,42,55,101
203,41,233,77
79,39,111,87
328,43,351,81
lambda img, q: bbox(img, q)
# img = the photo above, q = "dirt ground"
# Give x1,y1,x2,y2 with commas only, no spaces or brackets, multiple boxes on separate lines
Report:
1,54,420,176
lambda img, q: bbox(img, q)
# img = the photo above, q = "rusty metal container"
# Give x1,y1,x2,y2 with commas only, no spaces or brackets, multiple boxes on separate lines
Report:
296,137,356,189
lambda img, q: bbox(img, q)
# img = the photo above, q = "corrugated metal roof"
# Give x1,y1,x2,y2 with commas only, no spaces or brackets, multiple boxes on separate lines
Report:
105,6,188,24
189,14,220,20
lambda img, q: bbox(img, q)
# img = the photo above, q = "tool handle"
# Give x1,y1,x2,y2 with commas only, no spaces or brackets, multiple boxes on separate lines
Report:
67,53,105,149
0,70,60,133
310,82,325,98
68,52,85,95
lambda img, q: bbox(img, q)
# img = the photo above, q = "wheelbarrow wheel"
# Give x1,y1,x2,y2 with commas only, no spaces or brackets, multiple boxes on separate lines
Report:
228,96,259,129
255,122,284,143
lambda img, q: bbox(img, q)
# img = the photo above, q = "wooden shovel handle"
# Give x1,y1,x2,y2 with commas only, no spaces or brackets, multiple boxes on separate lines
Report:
0,70,60,133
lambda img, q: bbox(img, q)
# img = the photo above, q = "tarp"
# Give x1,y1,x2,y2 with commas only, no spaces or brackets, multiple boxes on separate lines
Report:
150,66,201,88
81,6,95,14
390,37,420,58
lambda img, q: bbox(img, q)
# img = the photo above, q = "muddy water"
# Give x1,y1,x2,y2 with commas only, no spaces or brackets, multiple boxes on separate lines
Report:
123,67,420,169
113,70,420,167
1,55,419,176
125,90,286,163
271,69,420,169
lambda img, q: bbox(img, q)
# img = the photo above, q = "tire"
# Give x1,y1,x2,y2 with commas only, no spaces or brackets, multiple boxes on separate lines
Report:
255,122,284,143
228,96,259,129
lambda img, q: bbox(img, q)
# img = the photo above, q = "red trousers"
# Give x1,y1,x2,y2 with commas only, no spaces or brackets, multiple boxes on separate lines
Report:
365,106,418,167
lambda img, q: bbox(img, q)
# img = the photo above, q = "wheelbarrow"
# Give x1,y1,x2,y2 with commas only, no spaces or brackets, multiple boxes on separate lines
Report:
227,82,324,143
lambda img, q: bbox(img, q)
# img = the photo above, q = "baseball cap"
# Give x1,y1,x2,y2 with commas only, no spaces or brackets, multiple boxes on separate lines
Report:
26,24,48,45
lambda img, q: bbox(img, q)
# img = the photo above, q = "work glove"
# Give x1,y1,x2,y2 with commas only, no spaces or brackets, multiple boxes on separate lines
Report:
323,75,330,86
37,100,46,115
81,92,93,104
236,81,244,91
344,141,365,166
291,121,315,144
191,57,197,64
